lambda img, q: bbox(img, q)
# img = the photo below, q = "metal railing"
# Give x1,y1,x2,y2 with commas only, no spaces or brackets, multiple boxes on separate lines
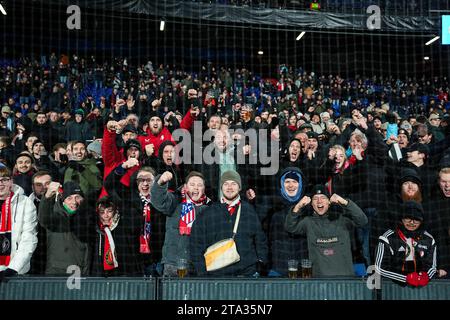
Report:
1,277,449,300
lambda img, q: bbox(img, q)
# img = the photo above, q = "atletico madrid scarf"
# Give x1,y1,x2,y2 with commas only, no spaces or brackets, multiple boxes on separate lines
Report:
0,192,13,267
179,188,209,236
140,196,152,254
99,224,118,271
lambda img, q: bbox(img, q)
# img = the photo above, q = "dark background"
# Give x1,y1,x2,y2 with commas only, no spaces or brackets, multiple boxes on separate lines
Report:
1,0,450,78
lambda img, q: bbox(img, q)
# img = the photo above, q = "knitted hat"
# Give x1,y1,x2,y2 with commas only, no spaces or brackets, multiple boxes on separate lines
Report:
284,171,300,182
87,140,102,156
401,201,424,222
220,170,241,189
399,168,422,188
310,184,330,198
397,128,410,140
62,181,84,201
123,139,141,158
122,124,137,135
74,109,85,117
148,111,163,122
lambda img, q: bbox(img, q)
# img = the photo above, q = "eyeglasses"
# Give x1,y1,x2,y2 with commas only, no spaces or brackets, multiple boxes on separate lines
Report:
0,177,11,184
403,218,422,223
137,178,153,184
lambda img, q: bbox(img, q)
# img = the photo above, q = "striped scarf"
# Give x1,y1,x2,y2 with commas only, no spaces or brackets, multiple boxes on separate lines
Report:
0,192,13,267
99,223,118,271
179,188,209,236
221,196,241,216
140,194,152,254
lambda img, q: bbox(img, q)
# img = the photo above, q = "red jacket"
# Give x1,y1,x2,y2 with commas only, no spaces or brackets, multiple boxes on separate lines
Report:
100,127,140,198
138,109,196,157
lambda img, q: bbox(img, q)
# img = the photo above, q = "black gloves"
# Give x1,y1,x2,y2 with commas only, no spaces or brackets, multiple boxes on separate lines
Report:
0,268,18,283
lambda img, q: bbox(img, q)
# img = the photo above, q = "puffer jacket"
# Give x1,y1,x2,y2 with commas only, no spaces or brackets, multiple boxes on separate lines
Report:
0,185,38,274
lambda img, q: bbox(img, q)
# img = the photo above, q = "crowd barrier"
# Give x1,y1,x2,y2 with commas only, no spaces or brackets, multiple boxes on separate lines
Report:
0,277,448,300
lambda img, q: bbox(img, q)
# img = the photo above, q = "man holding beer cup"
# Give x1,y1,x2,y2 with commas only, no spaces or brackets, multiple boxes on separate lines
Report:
285,185,367,277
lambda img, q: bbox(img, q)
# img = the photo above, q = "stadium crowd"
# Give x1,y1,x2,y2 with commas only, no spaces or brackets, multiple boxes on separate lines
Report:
0,54,448,287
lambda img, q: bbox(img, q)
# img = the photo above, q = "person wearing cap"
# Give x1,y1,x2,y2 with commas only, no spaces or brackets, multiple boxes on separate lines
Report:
64,140,102,197
285,185,367,277
151,170,212,276
143,140,182,192
39,181,91,275
1,105,14,134
137,101,197,159
0,167,37,282
190,170,268,277
89,196,143,276
375,201,436,287
268,167,308,277
101,119,139,198
65,108,94,143
400,142,436,198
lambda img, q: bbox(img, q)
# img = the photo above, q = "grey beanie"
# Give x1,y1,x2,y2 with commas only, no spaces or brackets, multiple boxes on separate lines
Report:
220,170,241,189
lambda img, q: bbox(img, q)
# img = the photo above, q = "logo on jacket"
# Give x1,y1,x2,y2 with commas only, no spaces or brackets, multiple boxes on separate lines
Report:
323,249,335,256
1,237,10,253
316,237,338,244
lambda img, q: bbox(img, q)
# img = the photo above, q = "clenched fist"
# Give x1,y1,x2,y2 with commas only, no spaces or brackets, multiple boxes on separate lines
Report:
293,196,311,213
145,144,155,157
45,182,61,199
122,158,139,169
158,171,173,185
330,194,348,206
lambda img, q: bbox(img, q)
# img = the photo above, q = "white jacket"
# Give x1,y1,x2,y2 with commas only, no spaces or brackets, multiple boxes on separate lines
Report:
0,185,38,274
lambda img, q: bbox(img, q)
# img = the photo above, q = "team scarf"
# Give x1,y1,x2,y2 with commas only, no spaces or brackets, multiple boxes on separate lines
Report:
221,196,241,216
99,223,118,271
140,194,152,254
396,227,421,273
179,187,209,235
0,192,13,266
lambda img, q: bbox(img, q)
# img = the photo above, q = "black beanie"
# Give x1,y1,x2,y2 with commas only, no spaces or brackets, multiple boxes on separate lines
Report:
62,181,84,201
310,184,330,198
401,201,424,222
123,139,142,158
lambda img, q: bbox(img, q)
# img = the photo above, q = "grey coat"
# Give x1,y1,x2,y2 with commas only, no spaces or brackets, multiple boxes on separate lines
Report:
39,195,91,275
151,178,211,269
285,199,367,277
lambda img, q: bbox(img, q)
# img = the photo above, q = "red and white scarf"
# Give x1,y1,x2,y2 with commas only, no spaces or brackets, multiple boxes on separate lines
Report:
0,192,13,267
99,224,118,271
179,187,209,235
221,196,241,216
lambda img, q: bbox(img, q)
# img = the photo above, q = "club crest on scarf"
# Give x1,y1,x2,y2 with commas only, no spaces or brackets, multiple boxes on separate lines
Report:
179,187,209,235
180,196,195,235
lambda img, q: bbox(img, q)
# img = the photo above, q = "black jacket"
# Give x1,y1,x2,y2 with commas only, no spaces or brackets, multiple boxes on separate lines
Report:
190,200,268,277
375,226,437,284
